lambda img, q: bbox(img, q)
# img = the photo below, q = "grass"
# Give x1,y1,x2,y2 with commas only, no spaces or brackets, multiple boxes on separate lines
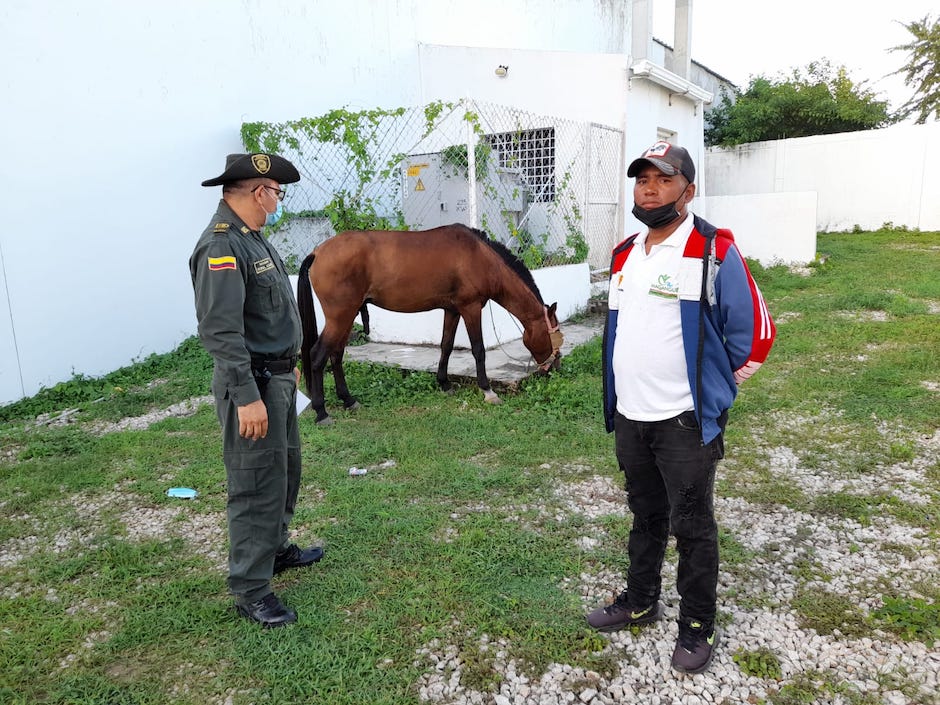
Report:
0,227,938,704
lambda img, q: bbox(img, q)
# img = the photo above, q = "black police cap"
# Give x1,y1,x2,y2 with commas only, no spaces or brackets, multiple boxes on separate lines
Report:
201,153,300,187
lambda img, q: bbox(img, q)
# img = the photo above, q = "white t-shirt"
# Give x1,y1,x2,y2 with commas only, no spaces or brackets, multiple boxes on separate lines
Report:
610,214,695,421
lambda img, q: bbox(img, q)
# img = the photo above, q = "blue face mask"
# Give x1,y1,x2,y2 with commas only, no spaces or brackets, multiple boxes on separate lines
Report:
264,200,283,227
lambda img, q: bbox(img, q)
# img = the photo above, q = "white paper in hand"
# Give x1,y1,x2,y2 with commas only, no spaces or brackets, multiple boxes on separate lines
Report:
296,389,312,415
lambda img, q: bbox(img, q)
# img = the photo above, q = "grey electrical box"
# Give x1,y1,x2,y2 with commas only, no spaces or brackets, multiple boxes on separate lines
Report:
402,152,528,235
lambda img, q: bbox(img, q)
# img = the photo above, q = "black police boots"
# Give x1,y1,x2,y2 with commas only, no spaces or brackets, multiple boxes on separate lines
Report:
235,592,297,628
273,543,324,575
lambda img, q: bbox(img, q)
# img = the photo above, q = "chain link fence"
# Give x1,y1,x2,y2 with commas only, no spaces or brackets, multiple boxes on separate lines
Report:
242,98,623,272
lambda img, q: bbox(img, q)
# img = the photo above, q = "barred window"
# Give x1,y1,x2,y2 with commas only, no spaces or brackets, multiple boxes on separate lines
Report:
485,127,555,203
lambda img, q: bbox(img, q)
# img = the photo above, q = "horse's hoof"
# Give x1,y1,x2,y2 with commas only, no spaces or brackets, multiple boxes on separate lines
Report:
316,416,335,426
344,401,361,412
483,390,502,405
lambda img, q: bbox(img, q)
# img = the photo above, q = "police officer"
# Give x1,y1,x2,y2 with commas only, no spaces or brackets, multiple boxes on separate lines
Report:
190,153,323,627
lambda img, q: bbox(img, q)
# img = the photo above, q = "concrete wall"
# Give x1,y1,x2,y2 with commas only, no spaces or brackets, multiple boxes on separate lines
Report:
418,44,630,128
0,0,636,406
704,122,940,234
695,193,818,265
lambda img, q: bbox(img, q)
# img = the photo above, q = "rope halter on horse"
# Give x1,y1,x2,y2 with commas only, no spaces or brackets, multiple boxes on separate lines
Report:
537,306,564,372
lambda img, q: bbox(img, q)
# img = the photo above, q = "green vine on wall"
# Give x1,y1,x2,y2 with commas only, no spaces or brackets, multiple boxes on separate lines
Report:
439,143,492,182
241,102,457,233
241,100,588,268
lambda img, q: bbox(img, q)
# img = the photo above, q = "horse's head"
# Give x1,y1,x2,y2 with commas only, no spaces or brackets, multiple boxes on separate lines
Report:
523,302,563,373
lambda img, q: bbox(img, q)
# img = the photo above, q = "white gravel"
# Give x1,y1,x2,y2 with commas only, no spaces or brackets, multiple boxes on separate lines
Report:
0,488,226,575
414,432,940,705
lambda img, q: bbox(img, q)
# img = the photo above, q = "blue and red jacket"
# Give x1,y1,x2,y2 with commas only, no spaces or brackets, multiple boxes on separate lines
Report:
602,215,776,443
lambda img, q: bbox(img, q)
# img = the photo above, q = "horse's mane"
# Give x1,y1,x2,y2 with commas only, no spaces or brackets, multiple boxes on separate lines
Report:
466,227,545,304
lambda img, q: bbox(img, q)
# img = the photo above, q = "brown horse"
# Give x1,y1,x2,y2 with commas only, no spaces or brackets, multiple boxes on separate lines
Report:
296,224,564,424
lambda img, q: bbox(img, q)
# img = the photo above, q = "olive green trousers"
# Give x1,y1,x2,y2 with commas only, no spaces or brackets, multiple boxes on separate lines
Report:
216,373,301,604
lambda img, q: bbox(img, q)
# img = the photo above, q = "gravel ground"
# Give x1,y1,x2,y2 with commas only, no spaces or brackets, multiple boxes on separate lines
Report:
0,395,225,576
414,429,940,705
3,395,937,704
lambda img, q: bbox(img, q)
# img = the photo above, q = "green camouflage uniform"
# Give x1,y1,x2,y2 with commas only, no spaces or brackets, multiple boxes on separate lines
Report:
189,199,302,604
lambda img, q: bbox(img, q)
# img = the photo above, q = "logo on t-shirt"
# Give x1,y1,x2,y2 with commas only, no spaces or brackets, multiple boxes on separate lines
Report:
648,274,679,299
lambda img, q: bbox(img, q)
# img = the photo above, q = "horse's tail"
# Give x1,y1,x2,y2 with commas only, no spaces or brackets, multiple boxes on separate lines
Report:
297,253,318,394
359,304,370,336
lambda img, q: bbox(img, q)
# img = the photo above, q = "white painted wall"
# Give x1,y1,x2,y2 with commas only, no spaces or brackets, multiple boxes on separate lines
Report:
0,251,21,401
0,0,637,405
695,193,818,265
704,122,940,234
622,65,707,239
418,44,630,127
418,43,711,258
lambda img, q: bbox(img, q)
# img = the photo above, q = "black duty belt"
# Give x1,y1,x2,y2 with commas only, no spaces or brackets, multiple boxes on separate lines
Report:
251,355,298,376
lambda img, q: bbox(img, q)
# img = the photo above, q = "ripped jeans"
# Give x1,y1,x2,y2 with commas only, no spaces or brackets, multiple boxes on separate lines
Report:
614,410,723,625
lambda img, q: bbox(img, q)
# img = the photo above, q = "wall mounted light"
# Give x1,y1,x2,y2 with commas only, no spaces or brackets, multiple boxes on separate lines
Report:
495,65,509,78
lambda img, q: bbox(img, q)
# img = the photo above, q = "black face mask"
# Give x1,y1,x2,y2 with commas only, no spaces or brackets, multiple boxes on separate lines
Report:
632,201,682,229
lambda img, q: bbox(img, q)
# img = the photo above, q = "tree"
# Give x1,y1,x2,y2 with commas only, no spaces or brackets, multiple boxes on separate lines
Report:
705,61,893,147
890,15,940,124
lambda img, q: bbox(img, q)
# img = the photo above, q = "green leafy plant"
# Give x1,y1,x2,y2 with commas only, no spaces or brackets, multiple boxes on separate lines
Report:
889,14,940,124
241,103,459,234
872,596,940,646
732,647,783,680
244,101,589,267
705,59,894,147
440,142,492,182
792,589,869,638
322,189,402,233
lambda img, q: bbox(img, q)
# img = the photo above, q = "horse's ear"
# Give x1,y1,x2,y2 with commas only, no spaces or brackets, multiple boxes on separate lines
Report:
548,302,557,315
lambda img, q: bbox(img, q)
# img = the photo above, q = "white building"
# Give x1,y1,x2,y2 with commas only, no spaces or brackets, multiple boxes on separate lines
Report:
0,0,723,405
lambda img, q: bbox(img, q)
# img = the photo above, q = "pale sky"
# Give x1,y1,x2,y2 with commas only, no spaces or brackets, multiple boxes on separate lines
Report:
652,0,936,112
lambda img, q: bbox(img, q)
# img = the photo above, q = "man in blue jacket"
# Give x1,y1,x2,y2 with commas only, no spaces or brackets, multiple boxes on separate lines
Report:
586,141,775,674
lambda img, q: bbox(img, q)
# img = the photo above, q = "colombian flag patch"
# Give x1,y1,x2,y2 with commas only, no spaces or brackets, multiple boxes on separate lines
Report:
208,255,236,271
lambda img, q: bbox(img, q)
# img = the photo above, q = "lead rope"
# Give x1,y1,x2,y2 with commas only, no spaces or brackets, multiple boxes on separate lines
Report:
485,301,551,370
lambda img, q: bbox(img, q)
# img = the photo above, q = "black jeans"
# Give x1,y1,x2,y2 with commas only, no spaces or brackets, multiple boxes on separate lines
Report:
614,410,723,625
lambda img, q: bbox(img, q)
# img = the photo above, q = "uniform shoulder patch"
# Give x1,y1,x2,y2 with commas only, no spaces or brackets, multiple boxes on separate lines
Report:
213,222,230,234
208,255,237,271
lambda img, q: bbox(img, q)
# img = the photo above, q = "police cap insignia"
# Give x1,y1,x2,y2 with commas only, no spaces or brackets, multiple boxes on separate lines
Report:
201,153,300,187
251,154,271,174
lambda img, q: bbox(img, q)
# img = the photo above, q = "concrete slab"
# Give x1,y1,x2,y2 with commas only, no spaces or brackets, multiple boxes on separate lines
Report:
343,315,604,388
